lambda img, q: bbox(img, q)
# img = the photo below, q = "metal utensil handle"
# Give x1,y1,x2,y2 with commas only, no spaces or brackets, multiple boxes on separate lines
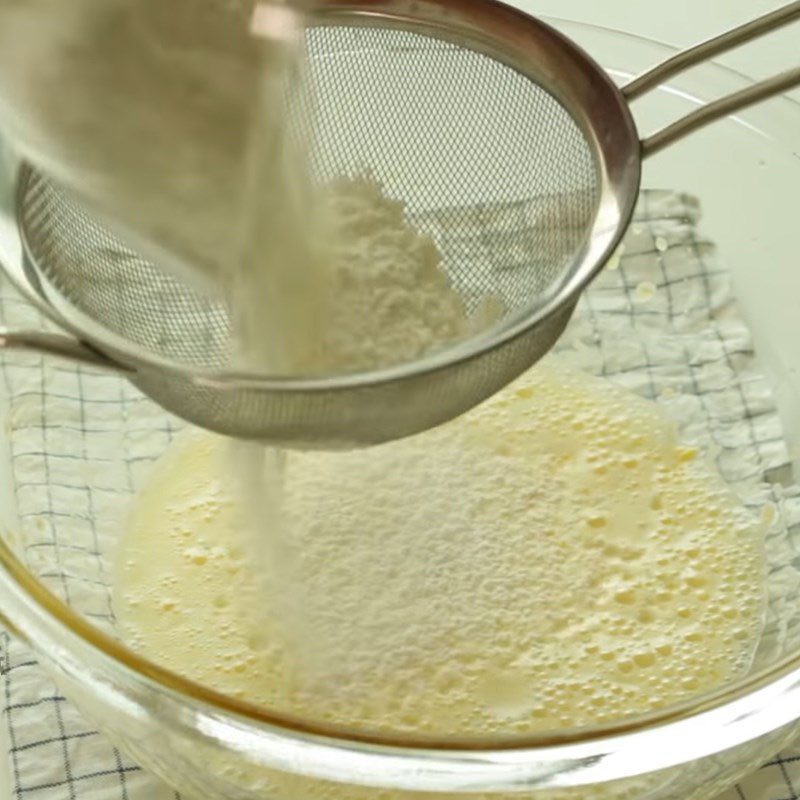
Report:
620,1,800,158
0,329,129,372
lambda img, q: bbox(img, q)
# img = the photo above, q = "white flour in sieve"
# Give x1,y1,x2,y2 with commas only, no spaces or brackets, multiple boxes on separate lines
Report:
231,173,482,376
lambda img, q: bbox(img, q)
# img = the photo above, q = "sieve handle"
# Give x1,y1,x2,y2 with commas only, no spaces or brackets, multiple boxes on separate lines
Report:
0,329,129,372
621,1,800,158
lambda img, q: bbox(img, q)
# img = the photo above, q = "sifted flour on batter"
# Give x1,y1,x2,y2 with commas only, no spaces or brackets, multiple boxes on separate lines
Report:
114,361,766,737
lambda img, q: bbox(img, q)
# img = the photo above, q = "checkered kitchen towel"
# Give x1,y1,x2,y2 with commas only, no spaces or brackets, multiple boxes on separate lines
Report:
2,189,800,799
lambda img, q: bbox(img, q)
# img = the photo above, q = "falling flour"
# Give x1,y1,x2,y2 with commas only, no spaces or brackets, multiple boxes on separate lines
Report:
214,9,494,670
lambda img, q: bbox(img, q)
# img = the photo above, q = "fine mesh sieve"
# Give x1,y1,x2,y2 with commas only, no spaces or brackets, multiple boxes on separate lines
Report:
1,0,799,447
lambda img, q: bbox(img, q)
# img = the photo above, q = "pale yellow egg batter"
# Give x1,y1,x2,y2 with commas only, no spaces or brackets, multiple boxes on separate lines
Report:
113,362,766,737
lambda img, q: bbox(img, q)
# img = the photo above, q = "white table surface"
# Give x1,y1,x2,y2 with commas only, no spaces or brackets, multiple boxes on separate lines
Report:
520,0,800,104
1,1,797,798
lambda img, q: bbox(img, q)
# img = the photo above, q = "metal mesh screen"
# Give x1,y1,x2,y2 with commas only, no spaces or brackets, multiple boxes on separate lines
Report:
307,27,599,311
19,171,230,367
14,23,600,443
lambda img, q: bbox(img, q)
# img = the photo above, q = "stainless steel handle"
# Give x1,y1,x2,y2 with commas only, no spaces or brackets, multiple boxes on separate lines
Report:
621,1,800,158
0,328,129,372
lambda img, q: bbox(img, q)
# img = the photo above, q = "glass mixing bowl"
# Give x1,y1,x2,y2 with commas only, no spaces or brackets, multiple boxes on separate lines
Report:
0,17,800,800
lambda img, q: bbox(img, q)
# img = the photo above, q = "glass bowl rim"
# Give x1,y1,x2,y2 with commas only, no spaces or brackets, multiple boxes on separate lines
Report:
2,11,800,772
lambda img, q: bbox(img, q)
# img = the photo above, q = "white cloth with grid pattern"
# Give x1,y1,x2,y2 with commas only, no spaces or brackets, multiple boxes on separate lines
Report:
1,189,800,800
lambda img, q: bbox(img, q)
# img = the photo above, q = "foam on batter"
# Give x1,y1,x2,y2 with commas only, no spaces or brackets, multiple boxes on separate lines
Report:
113,361,766,735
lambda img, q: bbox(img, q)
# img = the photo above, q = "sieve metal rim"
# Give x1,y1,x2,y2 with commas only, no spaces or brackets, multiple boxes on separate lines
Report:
8,0,639,391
